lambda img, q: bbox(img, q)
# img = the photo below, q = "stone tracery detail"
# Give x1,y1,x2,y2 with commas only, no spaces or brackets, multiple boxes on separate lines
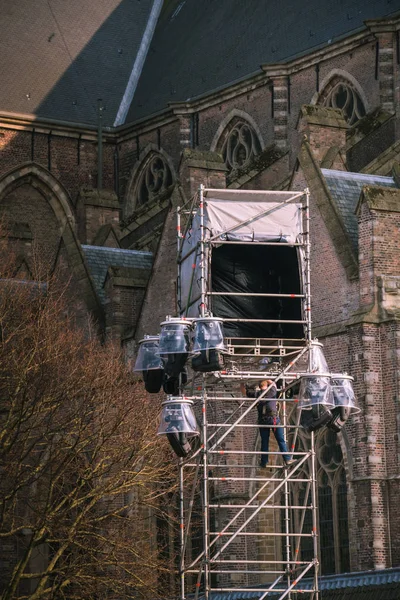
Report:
221,120,262,172
287,426,350,574
136,154,173,208
321,80,366,126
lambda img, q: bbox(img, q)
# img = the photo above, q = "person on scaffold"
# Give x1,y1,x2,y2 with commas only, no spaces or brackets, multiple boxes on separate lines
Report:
240,379,295,468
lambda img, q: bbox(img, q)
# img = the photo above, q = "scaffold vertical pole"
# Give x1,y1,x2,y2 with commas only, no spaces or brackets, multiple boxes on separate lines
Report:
199,184,206,318
179,459,185,600
202,385,210,599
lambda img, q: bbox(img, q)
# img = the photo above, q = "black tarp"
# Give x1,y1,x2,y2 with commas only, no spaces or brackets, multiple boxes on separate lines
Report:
211,244,303,339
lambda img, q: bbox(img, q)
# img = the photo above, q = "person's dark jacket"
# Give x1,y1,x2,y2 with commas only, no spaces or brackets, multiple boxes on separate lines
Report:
245,384,278,424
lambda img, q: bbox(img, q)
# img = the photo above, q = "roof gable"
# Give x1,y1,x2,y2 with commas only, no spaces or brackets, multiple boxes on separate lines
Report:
82,245,153,303
322,169,396,250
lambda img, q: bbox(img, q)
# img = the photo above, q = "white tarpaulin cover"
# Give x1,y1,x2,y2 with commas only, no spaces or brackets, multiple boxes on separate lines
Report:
179,189,304,319
205,199,302,243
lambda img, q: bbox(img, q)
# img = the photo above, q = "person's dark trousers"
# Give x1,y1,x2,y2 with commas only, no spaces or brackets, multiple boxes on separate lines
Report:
259,419,291,466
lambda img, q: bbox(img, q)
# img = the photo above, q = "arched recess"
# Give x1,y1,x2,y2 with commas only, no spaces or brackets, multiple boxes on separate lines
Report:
292,426,351,575
124,144,176,220
210,109,265,153
210,109,264,176
311,69,369,126
0,163,103,321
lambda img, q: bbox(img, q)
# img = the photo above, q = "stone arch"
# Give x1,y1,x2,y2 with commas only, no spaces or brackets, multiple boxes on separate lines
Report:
0,163,103,321
124,144,176,220
0,162,76,230
210,109,264,176
210,109,265,153
311,69,369,125
337,427,353,482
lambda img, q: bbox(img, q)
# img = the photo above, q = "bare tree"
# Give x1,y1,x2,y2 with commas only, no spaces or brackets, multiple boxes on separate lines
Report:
0,258,177,599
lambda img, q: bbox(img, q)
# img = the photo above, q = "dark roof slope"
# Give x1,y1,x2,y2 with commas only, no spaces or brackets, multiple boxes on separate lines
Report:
321,169,396,251
82,245,152,303
0,0,156,126
127,0,400,121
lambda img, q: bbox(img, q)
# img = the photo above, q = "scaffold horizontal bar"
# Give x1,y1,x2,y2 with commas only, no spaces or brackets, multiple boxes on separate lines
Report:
195,399,300,405
202,188,306,195
208,450,308,455
222,318,307,323
208,291,305,297
187,570,287,575
207,423,303,429
226,337,306,343
208,477,310,482
208,560,309,564
212,373,303,379
208,588,310,594
208,240,304,247
186,464,308,470
209,532,314,537
208,504,312,509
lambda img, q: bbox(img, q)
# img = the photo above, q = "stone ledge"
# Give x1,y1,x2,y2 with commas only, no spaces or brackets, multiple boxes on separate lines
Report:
106,266,150,288
346,108,394,150
79,187,119,208
298,105,349,129
314,308,400,338
356,185,400,214
180,148,227,171
121,188,172,231
227,144,287,187
362,140,400,175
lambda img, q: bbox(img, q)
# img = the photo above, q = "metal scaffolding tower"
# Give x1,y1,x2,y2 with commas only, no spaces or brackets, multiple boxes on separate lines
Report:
173,186,321,600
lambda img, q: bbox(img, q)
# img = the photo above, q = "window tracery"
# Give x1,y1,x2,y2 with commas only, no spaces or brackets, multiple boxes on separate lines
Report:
136,154,173,208
321,81,366,126
221,120,261,172
286,426,350,574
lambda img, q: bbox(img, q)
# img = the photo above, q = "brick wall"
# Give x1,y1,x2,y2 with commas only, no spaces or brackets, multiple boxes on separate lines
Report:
0,127,114,203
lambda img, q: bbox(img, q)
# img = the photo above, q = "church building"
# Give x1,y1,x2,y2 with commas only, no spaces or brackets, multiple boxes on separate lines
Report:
2,1,400,597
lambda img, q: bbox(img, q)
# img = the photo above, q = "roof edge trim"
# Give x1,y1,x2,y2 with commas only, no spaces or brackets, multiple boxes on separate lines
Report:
114,0,164,127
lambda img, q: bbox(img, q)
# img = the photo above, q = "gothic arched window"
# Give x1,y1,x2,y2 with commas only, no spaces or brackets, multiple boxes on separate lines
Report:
136,154,173,208
221,120,262,173
320,80,366,126
287,427,350,575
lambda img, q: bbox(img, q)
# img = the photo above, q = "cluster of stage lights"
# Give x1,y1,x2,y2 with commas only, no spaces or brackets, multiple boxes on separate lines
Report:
134,319,360,446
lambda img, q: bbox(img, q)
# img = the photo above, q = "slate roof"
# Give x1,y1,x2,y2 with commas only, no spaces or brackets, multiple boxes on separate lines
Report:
321,169,397,251
200,566,400,600
82,245,153,304
127,0,400,121
0,0,157,126
2,1,400,126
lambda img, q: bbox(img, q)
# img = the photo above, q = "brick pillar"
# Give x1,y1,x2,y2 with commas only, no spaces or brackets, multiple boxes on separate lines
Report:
77,188,120,244
348,323,390,570
366,24,396,115
366,18,398,137
349,186,400,569
297,105,348,166
376,32,395,114
178,114,192,150
178,149,227,199
271,76,289,151
356,186,400,308
104,265,150,341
